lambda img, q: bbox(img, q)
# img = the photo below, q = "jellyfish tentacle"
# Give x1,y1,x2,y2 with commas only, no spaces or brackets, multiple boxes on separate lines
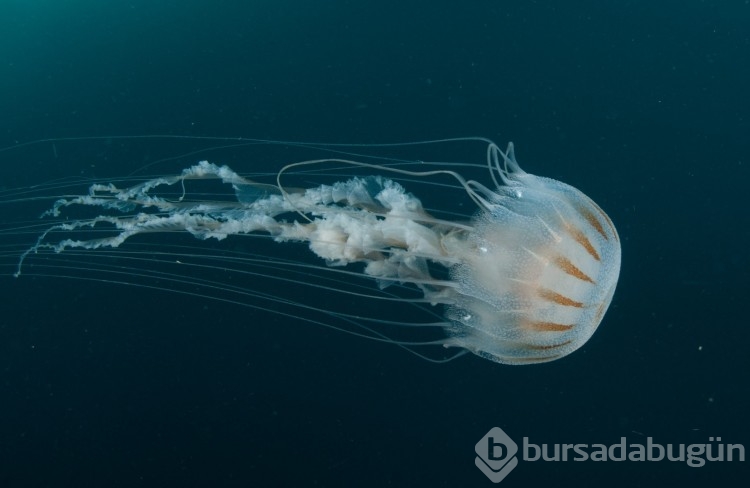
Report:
16,161,465,304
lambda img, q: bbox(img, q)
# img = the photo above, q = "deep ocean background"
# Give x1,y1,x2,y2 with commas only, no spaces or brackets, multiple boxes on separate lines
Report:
0,1,748,486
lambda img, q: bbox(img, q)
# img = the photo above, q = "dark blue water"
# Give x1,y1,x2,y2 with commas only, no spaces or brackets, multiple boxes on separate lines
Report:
1,1,747,486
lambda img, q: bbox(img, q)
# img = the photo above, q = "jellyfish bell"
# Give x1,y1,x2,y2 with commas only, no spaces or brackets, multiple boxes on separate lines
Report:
2,136,620,365
442,144,621,363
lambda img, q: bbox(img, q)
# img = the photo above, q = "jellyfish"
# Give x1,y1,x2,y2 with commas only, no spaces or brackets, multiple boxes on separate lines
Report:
2,136,620,364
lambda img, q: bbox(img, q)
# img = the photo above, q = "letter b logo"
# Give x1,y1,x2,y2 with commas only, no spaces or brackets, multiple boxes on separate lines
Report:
475,427,519,483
